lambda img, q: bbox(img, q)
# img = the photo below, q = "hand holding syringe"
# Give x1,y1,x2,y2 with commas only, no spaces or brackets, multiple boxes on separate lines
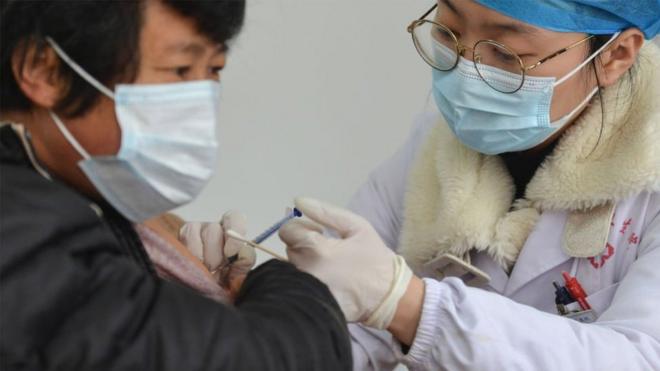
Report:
225,207,303,262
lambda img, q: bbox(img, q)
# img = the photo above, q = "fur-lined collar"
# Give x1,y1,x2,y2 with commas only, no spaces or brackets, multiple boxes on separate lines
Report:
399,44,660,272
527,45,660,211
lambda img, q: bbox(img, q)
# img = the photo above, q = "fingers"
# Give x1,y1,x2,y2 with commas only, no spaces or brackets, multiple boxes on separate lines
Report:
221,210,247,237
219,238,255,289
180,213,256,290
279,218,324,245
221,210,252,267
178,222,205,262
224,230,254,261
224,251,254,284
233,241,257,268
223,236,243,257
200,222,224,270
240,243,257,263
294,197,366,238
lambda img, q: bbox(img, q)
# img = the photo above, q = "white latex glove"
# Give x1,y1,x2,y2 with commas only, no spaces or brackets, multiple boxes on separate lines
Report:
179,211,256,287
279,197,413,329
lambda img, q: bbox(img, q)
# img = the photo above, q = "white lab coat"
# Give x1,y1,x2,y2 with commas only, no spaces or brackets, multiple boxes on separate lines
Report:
347,46,660,370
348,113,660,371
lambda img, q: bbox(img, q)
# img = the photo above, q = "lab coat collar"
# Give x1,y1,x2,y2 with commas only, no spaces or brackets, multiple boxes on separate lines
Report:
471,252,509,293
504,211,570,296
471,211,571,295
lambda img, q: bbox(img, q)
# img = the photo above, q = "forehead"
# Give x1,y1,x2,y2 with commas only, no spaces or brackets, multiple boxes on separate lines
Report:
439,0,557,38
140,0,224,57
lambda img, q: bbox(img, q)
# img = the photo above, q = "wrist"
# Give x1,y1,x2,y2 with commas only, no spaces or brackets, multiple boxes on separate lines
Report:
387,275,425,346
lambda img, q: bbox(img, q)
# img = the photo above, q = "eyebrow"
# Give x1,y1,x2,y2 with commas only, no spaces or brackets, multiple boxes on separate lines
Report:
483,22,540,36
440,0,462,18
164,42,226,56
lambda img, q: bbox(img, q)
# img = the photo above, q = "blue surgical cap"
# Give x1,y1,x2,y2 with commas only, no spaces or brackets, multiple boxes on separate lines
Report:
474,0,660,39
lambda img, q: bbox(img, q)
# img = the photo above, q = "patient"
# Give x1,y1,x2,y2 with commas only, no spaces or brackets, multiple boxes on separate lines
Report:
0,1,351,369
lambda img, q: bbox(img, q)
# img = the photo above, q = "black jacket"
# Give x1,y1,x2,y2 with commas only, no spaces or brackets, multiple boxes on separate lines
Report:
0,125,352,370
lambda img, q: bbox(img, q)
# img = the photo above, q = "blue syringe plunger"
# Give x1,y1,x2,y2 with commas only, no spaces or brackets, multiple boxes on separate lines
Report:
252,207,303,244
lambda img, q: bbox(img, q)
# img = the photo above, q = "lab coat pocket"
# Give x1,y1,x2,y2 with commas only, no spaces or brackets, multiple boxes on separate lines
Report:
585,282,620,319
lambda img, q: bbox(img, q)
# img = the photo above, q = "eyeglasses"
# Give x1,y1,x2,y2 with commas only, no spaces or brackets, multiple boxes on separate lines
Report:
407,4,594,93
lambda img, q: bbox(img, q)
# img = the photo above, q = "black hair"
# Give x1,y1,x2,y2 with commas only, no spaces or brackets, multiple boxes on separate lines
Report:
0,0,245,118
587,35,620,87
586,34,637,154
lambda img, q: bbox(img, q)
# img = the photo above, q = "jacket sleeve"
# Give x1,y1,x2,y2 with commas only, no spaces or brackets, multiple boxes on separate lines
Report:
348,112,439,251
0,179,352,371
401,209,660,371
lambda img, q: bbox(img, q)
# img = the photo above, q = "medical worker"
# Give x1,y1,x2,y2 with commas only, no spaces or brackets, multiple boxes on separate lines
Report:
0,1,351,369
280,0,660,370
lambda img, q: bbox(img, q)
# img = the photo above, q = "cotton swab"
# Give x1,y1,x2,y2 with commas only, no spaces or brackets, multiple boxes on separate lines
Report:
226,230,288,261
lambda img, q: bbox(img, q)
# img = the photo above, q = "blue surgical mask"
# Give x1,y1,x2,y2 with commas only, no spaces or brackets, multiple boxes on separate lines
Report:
46,37,220,222
432,34,618,155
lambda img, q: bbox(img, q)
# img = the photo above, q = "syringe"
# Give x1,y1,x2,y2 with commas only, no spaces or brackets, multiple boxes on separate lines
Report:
221,208,303,272
226,230,288,261
252,207,303,244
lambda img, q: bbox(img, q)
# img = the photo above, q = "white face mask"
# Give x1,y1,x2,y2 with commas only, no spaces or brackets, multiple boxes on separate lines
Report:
432,33,619,155
46,37,220,222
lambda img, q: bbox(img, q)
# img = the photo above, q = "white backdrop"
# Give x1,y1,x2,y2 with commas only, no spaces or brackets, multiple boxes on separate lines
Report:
176,0,431,264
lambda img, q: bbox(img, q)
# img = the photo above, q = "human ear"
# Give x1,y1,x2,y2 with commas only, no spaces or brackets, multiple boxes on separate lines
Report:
594,29,645,88
11,40,65,110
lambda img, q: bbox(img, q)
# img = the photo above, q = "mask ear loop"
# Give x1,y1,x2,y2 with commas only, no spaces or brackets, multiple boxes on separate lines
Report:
48,110,91,160
554,32,621,87
44,36,116,161
44,36,115,100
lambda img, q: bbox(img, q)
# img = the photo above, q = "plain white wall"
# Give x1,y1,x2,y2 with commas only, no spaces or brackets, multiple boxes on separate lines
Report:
176,0,431,264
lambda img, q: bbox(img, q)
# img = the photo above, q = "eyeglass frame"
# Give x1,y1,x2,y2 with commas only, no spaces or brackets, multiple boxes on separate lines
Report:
407,4,594,93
